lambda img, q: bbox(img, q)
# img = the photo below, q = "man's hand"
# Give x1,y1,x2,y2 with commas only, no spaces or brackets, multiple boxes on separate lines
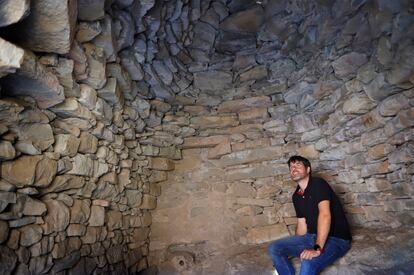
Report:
300,249,321,260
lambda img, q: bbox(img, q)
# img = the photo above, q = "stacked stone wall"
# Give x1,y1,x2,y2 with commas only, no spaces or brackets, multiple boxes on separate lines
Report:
0,0,413,274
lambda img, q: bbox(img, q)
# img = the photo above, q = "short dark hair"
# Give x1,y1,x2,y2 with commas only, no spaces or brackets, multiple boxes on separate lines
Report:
287,155,311,173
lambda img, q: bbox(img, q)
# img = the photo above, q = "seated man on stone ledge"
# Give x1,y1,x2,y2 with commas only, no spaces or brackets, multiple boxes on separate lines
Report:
268,155,352,275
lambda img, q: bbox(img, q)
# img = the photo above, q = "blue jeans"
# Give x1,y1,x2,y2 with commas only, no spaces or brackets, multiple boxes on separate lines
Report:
268,234,350,275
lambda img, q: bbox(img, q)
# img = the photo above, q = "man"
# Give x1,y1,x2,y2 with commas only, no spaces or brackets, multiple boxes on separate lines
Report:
268,155,352,275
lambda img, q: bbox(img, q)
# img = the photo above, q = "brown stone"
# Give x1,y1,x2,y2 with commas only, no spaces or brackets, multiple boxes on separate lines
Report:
42,200,70,234
361,160,390,178
140,195,157,210
78,132,98,154
190,115,239,129
70,199,91,224
238,108,269,123
245,223,289,244
150,158,175,171
368,143,395,160
1,155,42,187
0,140,16,160
208,140,232,159
19,224,42,247
34,158,57,188
183,135,229,149
226,164,288,181
88,205,105,226
217,147,283,167
218,96,271,113
239,66,268,82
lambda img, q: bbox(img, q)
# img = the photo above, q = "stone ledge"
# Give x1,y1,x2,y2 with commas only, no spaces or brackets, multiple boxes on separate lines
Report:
223,227,414,275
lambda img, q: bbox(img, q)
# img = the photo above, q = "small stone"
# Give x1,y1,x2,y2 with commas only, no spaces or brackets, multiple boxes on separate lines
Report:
379,94,410,117
78,132,98,154
54,134,80,157
78,84,98,110
332,52,368,79
0,0,30,28
125,190,142,208
208,140,232,159
78,0,105,21
70,199,91,224
76,21,102,42
150,158,175,171
68,154,94,176
81,43,107,90
0,220,9,244
34,157,57,188
246,224,289,244
193,70,233,91
67,224,86,237
140,195,157,209
88,205,105,226
0,245,17,275
42,200,70,234
22,197,47,216
0,140,15,160
19,224,42,247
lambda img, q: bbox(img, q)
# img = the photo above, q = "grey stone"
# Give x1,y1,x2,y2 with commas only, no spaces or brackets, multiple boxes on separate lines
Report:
97,77,124,108
22,197,47,216
220,5,264,33
81,43,107,90
332,52,368,79
41,175,85,194
87,205,105,226
0,37,25,78
194,70,233,91
126,190,142,207
343,92,376,114
10,0,77,54
0,0,30,27
51,98,95,121
114,9,135,51
68,154,94,176
78,0,105,21
53,251,81,273
106,63,133,100
29,254,53,275
76,21,102,43
8,217,36,228
119,49,144,81
42,200,70,234
0,50,64,108
19,224,42,247
216,31,256,54
70,199,91,224
0,220,9,244
379,93,410,117
0,245,17,275
0,140,15,160
78,132,98,154
78,84,98,110
54,134,80,157
93,15,118,62
364,73,401,101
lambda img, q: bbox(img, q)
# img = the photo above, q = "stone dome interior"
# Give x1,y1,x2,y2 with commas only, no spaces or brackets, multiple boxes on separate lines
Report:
0,0,413,274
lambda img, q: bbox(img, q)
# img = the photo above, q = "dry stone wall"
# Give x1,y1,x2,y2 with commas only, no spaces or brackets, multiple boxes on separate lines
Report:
0,0,413,274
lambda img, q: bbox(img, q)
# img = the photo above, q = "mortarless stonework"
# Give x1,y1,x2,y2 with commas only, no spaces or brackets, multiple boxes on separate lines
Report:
0,0,413,274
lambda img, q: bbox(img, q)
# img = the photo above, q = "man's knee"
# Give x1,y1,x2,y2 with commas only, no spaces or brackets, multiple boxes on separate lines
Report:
268,239,284,256
300,259,320,275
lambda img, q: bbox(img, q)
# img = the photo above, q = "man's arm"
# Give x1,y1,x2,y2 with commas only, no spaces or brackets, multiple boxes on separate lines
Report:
315,200,331,249
300,200,331,260
296,218,307,235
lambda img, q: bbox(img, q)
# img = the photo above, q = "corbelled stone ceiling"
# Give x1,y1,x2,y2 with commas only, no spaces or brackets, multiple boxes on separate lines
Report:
0,0,413,274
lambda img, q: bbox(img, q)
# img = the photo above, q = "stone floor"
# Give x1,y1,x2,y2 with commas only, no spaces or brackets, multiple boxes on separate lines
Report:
147,227,414,275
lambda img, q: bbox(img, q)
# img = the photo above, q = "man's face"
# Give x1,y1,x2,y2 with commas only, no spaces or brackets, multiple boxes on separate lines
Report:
289,161,310,182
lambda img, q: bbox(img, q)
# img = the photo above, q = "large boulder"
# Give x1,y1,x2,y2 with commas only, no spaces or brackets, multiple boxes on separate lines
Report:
5,0,77,54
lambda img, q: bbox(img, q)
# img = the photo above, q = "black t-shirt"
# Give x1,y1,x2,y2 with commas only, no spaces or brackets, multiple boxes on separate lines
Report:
292,176,352,241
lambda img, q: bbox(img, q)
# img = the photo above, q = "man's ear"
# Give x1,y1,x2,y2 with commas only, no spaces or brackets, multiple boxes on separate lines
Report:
307,167,311,174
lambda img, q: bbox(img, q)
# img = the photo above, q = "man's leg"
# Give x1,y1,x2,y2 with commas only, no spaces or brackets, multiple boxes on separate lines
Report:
268,234,314,275
299,236,351,275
